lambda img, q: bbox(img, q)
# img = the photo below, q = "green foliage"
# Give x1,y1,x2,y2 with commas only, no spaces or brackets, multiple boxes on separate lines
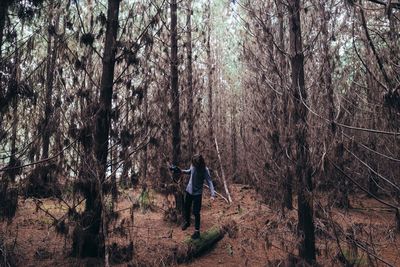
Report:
138,187,153,213
185,226,220,247
237,204,243,214
226,243,233,256
341,249,368,266
105,198,114,213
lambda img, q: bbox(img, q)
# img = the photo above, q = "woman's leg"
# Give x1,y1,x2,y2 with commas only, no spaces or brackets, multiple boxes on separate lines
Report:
192,194,203,231
183,192,193,228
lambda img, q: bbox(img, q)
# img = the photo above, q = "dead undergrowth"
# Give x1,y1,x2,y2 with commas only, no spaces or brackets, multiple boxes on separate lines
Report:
0,184,399,266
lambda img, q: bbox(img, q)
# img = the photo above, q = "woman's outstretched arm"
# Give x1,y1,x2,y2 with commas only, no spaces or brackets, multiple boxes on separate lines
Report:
181,166,192,174
205,168,216,197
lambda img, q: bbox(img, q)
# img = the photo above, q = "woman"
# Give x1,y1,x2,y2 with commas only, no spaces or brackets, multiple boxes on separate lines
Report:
174,154,215,239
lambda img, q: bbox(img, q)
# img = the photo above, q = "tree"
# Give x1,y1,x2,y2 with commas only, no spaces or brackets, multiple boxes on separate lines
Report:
288,0,316,262
0,0,12,56
186,0,194,159
170,0,183,215
72,0,121,258
206,0,214,161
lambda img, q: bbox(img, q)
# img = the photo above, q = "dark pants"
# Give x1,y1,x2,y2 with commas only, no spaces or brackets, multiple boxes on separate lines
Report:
184,192,202,231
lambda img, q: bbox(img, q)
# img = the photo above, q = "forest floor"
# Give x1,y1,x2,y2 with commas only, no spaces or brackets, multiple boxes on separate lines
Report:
1,184,400,266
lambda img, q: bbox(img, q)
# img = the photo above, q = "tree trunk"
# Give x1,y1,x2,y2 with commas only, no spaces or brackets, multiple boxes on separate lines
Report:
42,8,58,160
8,97,18,180
110,131,118,202
319,1,336,134
53,72,64,174
170,0,180,167
276,0,293,210
335,142,350,209
359,4,393,91
319,2,349,208
0,0,10,57
231,104,238,182
288,0,316,263
170,0,183,214
0,1,11,134
139,46,151,184
206,0,214,157
26,3,60,198
121,147,132,188
284,167,293,210
121,104,132,189
186,0,194,160
94,0,120,260
94,0,120,180
142,84,148,182
73,0,121,259
8,38,19,183
365,44,379,197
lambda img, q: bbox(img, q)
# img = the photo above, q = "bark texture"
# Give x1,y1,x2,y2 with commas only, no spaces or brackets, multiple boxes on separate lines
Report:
288,0,316,263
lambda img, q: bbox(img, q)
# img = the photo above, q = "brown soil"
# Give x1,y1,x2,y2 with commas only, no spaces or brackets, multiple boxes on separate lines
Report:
1,184,399,266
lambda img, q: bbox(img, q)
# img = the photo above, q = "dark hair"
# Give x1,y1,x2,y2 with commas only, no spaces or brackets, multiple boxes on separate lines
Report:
192,154,206,171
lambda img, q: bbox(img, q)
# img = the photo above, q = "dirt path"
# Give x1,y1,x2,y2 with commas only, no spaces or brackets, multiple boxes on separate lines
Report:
1,184,400,266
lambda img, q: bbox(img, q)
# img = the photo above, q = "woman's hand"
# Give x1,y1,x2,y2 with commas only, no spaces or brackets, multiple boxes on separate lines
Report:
169,165,181,174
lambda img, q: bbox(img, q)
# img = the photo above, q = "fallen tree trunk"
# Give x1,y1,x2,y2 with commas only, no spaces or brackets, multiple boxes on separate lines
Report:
175,226,226,263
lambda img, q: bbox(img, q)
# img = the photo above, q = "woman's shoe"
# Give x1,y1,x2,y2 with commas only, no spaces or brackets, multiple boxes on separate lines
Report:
181,222,190,231
191,230,200,239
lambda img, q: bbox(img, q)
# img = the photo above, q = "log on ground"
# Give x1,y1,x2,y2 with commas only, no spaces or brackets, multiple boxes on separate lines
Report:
175,226,226,263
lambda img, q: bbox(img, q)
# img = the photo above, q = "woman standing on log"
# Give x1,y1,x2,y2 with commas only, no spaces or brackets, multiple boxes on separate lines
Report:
171,154,215,239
